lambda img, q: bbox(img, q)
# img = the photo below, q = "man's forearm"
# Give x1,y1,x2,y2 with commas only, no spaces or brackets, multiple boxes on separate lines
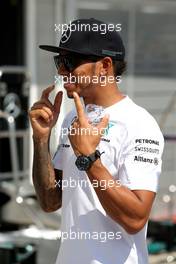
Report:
33,137,62,212
87,159,154,234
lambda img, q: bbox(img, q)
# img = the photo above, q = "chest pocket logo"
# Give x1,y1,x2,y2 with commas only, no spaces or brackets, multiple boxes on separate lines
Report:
103,121,116,136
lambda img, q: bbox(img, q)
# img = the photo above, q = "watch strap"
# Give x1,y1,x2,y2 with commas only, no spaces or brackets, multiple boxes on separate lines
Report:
88,150,101,163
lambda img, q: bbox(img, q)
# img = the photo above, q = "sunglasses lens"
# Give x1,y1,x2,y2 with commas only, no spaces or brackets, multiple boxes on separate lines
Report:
63,58,73,72
54,56,74,72
54,54,99,71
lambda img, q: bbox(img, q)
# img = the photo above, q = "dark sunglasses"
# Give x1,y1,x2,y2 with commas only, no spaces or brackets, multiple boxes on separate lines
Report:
54,53,101,72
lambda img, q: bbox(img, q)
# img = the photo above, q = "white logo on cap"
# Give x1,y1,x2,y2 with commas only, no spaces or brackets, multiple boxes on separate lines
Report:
60,25,72,43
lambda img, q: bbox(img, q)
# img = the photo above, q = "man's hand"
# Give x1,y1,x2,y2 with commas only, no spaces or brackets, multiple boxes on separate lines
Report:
28,85,63,141
69,92,109,156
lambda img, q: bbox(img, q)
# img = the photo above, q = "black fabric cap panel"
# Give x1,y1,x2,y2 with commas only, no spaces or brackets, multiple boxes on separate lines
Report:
39,18,125,60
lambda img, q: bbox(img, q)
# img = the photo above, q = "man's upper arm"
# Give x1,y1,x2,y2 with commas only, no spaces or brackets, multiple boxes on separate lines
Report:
117,120,164,227
132,189,156,219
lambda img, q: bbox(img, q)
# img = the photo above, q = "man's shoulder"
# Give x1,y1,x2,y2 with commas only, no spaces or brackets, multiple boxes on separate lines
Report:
121,97,159,128
113,97,163,141
125,99,164,144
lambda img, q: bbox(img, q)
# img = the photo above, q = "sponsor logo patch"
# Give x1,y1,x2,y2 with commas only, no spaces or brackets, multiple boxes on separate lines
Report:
135,139,159,146
134,156,159,165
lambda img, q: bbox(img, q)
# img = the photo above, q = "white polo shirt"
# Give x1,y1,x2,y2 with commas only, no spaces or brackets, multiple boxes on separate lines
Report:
53,96,164,264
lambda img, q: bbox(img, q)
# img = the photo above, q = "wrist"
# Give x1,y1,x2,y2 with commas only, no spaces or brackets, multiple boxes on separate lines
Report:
32,135,49,144
78,147,96,156
75,150,103,171
87,158,103,171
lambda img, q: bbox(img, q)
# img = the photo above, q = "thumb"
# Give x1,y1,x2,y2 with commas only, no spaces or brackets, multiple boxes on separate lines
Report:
53,91,63,115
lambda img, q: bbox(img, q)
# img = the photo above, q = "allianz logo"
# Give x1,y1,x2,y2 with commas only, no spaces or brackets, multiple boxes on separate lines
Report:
134,156,159,166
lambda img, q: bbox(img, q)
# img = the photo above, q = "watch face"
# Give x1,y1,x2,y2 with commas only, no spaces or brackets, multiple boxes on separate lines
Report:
75,156,91,171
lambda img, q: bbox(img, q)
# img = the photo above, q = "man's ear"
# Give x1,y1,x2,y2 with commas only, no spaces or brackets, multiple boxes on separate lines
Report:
100,57,113,75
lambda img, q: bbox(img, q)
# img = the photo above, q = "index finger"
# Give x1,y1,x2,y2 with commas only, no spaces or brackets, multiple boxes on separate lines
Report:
72,92,85,122
41,85,55,100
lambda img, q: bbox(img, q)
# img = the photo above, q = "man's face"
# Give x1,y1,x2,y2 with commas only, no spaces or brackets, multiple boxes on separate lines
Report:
55,51,100,98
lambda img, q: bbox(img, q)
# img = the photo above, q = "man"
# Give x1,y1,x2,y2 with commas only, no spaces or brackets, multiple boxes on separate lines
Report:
29,18,164,264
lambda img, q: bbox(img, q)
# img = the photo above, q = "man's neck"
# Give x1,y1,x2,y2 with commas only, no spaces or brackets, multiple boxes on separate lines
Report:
83,84,125,108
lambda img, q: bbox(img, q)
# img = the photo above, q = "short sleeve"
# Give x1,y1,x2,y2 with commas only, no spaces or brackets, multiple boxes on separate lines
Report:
52,109,77,171
52,135,63,170
52,129,64,171
119,124,164,192
52,115,69,171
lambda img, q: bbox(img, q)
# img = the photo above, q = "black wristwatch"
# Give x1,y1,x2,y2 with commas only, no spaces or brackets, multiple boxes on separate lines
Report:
75,150,102,171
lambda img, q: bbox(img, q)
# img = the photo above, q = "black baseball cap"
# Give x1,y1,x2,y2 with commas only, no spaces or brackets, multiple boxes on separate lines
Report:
39,18,125,61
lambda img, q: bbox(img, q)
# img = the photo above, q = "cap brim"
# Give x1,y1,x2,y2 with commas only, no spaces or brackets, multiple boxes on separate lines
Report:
39,45,123,59
39,45,84,54
39,45,60,53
